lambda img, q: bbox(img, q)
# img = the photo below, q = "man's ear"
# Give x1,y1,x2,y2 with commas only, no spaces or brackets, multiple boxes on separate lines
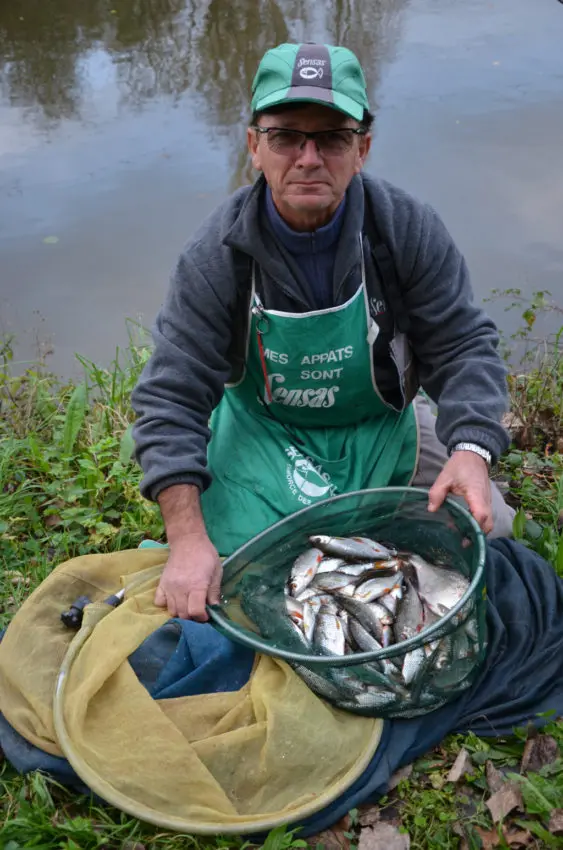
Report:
355,132,372,172
247,127,263,171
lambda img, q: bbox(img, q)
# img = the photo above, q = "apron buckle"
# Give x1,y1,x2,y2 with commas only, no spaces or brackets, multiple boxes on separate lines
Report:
252,304,269,335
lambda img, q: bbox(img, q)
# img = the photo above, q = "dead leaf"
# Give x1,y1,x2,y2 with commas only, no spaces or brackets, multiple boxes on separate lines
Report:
503,828,532,847
309,828,349,850
122,843,146,850
520,734,559,774
474,826,501,849
358,805,381,828
45,514,63,528
387,763,413,791
446,748,474,783
358,824,410,850
336,814,351,832
486,783,523,823
548,809,563,836
486,760,505,794
473,825,531,849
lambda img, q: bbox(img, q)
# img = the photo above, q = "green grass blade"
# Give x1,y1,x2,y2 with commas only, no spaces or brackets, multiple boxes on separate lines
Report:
119,424,135,465
62,382,88,455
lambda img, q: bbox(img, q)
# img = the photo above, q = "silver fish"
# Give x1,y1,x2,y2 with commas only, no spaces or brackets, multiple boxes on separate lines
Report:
454,628,474,661
434,636,453,671
463,616,479,643
293,664,342,701
338,560,401,578
393,580,425,644
288,617,310,648
302,596,322,642
285,597,304,628
379,580,404,616
401,647,426,685
310,572,357,595
407,554,469,616
309,535,392,561
362,662,409,695
336,562,379,577
355,536,397,557
337,608,351,641
316,557,346,575
419,606,442,658
340,688,398,711
349,617,380,653
313,603,346,656
289,547,324,596
348,618,402,678
336,596,394,647
295,586,324,603
354,572,404,604
331,667,369,695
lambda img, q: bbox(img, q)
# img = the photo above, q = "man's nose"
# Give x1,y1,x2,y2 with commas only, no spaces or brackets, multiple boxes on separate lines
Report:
295,138,324,167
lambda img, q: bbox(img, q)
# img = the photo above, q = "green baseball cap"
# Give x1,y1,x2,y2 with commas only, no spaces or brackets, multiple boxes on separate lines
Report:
251,43,370,122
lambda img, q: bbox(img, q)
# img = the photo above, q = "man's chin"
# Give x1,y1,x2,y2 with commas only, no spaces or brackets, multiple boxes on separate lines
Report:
285,193,332,212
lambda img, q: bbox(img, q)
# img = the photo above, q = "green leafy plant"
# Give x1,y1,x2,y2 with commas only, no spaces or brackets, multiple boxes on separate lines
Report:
487,288,563,451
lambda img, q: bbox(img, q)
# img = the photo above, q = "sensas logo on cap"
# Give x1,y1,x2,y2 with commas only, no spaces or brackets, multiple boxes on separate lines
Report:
298,57,326,81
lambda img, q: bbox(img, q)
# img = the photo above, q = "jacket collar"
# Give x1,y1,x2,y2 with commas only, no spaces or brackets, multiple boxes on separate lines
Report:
223,173,366,304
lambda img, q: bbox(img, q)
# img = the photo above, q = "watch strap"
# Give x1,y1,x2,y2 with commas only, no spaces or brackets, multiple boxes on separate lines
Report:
451,442,493,468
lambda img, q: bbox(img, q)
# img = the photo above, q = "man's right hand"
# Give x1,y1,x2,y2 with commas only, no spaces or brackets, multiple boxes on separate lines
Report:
154,532,222,621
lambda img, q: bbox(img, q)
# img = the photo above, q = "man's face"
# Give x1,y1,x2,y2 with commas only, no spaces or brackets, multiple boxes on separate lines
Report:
247,103,371,230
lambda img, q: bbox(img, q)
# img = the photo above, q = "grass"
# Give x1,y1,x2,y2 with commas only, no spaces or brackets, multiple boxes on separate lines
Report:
1,296,562,849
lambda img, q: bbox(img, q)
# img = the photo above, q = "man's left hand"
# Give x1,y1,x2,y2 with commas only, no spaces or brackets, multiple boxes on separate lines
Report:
427,451,493,534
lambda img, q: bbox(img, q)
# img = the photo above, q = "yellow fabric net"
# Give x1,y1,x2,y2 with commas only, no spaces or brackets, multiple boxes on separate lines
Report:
0,549,383,833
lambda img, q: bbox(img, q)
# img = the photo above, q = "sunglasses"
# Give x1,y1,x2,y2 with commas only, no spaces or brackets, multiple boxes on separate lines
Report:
252,126,366,157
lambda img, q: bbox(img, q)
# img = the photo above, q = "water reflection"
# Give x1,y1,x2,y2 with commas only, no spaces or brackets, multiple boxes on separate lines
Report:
0,0,410,185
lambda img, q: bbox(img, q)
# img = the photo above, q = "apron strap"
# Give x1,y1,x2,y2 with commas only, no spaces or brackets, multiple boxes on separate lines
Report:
251,265,273,403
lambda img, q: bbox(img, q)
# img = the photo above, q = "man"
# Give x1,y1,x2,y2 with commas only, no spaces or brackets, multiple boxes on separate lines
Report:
131,42,514,622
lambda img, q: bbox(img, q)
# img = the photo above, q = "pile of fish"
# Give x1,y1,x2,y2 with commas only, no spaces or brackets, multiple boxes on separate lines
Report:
283,534,479,713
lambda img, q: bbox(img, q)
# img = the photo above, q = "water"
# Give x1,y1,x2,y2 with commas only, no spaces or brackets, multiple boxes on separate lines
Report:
1,0,562,377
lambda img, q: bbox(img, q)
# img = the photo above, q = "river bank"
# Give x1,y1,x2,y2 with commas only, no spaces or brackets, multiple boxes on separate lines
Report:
0,294,562,847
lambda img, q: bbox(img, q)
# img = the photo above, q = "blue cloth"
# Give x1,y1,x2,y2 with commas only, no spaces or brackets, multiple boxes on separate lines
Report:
130,619,255,699
1,539,562,838
265,186,345,309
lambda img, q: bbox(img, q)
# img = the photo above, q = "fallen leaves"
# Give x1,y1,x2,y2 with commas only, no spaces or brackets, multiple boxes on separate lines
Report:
358,823,410,850
358,805,381,828
310,814,352,850
446,748,474,783
44,513,63,528
548,809,563,836
474,825,532,848
520,734,560,774
486,760,505,794
387,764,413,792
486,783,524,823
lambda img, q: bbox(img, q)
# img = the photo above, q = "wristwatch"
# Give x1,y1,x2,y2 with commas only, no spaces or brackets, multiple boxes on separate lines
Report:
451,442,493,469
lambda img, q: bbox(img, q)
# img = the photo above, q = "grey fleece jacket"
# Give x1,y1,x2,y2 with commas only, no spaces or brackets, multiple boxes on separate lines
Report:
131,173,509,502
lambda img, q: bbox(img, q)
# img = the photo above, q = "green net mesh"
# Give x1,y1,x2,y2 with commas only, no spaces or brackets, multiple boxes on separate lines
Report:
209,488,487,718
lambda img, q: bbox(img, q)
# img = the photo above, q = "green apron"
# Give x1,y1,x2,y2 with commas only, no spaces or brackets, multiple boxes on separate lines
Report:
201,252,419,556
